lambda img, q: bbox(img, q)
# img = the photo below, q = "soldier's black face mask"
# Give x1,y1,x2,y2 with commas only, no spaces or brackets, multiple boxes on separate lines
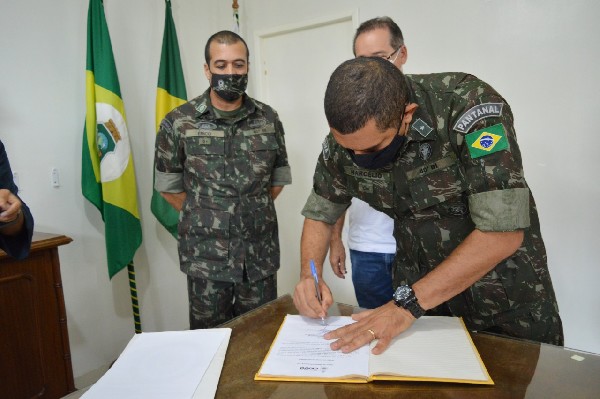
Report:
210,72,248,101
348,128,406,170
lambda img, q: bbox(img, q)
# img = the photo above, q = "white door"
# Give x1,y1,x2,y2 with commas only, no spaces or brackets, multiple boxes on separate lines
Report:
255,14,358,305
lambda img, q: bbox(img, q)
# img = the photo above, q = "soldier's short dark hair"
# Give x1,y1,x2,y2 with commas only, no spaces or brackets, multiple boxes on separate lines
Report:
353,16,404,56
204,30,249,64
324,57,409,134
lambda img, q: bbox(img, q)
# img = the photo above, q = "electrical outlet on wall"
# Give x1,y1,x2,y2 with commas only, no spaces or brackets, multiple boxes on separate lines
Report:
51,168,60,188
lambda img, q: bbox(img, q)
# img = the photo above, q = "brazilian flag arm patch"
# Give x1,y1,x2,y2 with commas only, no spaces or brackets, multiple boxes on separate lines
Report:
465,123,509,159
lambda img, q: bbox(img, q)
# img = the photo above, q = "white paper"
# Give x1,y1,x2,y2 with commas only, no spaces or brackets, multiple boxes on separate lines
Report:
193,329,231,399
257,315,369,379
82,329,231,399
369,316,489,381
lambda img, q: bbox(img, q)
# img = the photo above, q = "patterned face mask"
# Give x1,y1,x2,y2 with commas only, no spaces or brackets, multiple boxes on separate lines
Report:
210,72,248,101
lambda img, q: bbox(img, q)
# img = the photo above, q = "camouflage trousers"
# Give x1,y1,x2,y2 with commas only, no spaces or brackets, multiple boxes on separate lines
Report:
187,272,277,330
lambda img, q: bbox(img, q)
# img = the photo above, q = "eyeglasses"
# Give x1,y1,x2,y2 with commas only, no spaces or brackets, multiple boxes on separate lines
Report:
384,46,402,63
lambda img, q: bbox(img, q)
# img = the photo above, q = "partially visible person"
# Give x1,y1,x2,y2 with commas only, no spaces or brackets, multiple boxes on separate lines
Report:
329,17,407,309
0,140,34,259
154,31,291,329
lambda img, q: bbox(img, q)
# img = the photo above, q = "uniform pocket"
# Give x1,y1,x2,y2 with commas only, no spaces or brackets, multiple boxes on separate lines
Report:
407,161,468,212
245,126,279,179
185,135,225,180
343,166,394,209
179,208,230,262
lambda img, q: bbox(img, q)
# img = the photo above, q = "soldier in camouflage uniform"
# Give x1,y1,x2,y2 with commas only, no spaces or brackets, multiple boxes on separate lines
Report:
293,57,562,354
155,31,291,329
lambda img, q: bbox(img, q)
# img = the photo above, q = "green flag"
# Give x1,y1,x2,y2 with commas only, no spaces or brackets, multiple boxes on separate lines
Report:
151,0,187,238
82,0,142,279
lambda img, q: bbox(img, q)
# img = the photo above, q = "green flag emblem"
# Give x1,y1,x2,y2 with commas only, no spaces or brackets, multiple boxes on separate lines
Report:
465,123,509,159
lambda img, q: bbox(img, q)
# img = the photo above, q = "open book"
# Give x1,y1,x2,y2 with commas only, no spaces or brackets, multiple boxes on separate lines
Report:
255,315,493,385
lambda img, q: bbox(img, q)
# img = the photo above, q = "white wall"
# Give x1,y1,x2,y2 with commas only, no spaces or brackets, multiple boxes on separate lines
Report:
245,0,600,355
1,0,234,379
1,0,598,381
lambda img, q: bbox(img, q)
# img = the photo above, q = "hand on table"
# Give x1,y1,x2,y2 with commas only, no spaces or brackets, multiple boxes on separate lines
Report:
324,301,415,355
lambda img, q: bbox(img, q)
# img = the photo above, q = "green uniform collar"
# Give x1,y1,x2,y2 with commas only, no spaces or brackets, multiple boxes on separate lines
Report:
193,88,258,121
404,77,437,145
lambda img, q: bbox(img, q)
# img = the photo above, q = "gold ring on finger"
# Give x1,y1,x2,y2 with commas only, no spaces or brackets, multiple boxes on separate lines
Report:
367,329,376,340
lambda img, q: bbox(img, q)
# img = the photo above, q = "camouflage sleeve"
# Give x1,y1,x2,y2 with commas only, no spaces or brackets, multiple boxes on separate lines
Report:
301,134,352,224
451,75,530,232
301,189,349,225
154,116,184,193
270,112,292,186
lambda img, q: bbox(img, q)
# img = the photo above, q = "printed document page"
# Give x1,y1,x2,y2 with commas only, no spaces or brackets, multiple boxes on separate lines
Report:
82,328,231,399
257,315,370,380
369,316,490,382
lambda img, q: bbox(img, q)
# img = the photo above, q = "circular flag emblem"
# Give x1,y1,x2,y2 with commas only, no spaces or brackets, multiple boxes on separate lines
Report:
479,135,495,149
95,102,130,183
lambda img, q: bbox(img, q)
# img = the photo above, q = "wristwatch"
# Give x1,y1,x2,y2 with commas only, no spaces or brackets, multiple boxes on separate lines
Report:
393,285,426,319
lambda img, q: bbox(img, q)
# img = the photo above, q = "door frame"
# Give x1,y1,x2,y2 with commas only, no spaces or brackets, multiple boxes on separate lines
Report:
253,10,359,102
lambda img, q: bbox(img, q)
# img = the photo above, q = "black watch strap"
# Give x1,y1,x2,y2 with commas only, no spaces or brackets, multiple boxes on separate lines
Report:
393,285,426,319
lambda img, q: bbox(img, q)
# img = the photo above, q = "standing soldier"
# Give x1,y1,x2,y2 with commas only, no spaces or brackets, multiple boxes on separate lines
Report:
155,31,291,328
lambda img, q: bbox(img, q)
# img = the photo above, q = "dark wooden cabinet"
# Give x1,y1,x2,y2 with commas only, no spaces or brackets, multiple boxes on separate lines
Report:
0,233,75,399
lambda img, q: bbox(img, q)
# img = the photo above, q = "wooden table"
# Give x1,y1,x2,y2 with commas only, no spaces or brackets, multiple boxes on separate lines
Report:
216,294,600,398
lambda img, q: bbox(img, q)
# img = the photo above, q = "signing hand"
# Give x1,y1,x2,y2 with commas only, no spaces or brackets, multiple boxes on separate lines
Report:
324,301,415,355
293,276,333,320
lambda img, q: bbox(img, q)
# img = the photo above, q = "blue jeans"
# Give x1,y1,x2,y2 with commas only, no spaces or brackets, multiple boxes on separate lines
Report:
350,249,395,309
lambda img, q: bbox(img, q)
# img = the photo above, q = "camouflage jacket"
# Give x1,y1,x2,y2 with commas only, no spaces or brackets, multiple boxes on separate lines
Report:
302,73,559,331
155,89,291,282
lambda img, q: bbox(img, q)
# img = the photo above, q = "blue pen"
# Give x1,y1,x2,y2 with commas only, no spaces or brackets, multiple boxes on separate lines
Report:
309,259,326,325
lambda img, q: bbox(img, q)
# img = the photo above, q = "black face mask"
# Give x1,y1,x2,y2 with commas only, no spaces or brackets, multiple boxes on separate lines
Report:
210,73,248,101
348,133,406,170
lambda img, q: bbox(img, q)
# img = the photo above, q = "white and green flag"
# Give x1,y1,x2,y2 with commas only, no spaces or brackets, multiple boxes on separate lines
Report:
82,0,142,279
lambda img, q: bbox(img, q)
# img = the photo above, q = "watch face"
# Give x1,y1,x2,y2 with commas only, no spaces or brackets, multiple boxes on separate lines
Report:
394,286,411,302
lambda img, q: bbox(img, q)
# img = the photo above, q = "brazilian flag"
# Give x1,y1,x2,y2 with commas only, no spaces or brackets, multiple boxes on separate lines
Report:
151,0,187,238
82,0,142,279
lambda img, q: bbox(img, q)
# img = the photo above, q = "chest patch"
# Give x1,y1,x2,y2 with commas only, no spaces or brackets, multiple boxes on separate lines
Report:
186,129,225,138
405,153,457,181
247,117,267,129
419,143,433,161
344,166,390,181
411,118,433,137
243,123,275,136
198,122,217,130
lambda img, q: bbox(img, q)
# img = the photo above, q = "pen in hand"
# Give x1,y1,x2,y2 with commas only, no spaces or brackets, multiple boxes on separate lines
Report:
309,259,326,325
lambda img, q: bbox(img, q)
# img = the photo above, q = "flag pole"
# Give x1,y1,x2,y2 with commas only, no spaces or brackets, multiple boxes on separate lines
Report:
232,0,240,33
127,261,142,333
